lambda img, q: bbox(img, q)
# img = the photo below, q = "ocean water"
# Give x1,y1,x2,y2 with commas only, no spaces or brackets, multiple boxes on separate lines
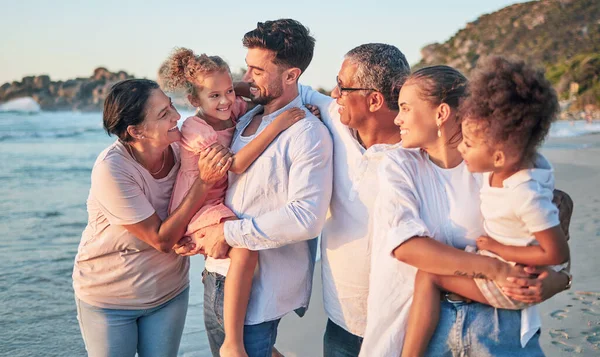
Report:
0,110,599,357
0,111,209,357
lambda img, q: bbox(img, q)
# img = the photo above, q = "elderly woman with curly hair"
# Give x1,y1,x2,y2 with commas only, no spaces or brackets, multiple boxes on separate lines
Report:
360,58,572,357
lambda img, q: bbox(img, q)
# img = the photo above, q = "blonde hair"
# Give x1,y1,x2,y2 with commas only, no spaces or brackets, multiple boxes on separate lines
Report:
158,47,230,96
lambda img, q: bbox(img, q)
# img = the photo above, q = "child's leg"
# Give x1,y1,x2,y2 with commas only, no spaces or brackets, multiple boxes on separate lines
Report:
220,247,258,357
402,270,489,357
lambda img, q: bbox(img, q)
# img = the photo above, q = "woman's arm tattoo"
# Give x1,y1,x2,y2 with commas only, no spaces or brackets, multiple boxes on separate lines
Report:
454,270,489,280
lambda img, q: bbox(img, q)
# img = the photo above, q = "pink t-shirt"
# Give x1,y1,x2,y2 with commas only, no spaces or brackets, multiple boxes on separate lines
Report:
169,97,248,234
72,140,189,309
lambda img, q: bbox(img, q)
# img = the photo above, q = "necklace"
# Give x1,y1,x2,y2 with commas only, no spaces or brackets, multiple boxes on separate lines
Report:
126,144,166,176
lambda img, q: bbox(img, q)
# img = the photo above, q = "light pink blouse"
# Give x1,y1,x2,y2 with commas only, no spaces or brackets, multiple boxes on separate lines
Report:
169,97,248,235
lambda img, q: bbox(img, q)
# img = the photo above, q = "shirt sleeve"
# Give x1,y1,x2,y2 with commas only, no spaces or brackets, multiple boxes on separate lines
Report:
298,83,336,128
180,116,218,154
223,120,333,250
90,159,155,226
375,154,432,257
514,180,560,233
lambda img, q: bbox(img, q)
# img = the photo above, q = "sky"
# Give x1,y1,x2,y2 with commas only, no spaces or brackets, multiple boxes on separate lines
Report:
0,0,524,89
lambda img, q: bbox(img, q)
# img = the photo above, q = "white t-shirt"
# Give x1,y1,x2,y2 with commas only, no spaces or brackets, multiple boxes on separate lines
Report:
73,140,189,309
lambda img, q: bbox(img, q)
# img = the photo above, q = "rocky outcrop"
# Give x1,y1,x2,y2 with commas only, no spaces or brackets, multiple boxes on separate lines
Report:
416,0,600,111
0,68,133,112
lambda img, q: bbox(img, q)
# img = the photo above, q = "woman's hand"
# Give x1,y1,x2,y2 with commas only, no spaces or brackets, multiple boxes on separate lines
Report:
172,236,195,256
271,107,306,133
500,266,568,304
197,143,233,184
173,233,206,257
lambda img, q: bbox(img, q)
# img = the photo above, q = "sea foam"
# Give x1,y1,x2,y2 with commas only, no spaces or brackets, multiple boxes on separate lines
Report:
0,97,41,113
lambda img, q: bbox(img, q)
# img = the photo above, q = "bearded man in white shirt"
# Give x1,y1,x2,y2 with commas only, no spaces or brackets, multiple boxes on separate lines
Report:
197,19,333,357
300,43,411,357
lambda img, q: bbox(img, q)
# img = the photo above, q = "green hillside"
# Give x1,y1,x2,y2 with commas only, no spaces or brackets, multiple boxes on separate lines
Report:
416,0,600,111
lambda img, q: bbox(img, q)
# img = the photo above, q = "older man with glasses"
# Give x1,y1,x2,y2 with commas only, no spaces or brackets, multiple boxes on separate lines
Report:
300,43,410,357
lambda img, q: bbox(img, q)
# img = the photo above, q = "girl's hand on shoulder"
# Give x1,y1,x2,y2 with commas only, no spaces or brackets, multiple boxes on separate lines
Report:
305,104,321,119
271,107,306,132
197,143,233,184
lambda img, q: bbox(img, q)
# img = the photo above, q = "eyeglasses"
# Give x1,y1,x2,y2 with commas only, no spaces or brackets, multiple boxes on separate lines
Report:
336,76,377,96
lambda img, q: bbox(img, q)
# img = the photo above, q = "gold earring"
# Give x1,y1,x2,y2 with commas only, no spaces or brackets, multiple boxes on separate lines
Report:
437,123,442,138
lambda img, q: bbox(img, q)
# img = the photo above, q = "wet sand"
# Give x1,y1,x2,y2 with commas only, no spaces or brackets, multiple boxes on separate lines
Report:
274,134,600,356
535,135,600,356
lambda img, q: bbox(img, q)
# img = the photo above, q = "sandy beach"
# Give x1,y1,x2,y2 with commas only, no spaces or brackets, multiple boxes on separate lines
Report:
270,133,600,356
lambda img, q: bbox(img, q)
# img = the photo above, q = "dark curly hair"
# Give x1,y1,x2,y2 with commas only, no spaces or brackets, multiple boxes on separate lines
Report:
242,19,315,76
403,65,468,145
459,56,559,166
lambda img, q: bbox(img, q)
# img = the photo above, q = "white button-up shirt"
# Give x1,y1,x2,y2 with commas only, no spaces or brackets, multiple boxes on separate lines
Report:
300,86,402,337
209,94,333,325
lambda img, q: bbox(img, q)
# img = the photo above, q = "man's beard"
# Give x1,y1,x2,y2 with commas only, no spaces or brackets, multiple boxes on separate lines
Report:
250,82,283,105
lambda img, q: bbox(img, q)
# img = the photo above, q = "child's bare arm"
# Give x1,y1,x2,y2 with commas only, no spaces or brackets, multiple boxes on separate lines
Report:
477,225,570,266
229,107,306,174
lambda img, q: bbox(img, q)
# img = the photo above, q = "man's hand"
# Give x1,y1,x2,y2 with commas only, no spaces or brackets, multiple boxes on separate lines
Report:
200,222,231,259
501,266,566,303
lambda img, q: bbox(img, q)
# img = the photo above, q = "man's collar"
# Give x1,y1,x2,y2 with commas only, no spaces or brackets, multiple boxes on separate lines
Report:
236,95,303,130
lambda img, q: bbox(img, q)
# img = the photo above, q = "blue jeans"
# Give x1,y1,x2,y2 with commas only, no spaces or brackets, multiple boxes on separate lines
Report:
202,270,281,357
75,287,189,357
323,318,363,357
425,300,545,357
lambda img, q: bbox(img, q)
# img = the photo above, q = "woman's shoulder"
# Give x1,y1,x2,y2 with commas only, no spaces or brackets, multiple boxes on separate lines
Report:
382,147,428,170
92,141,138,179
95,140,130,166
379,147,428,183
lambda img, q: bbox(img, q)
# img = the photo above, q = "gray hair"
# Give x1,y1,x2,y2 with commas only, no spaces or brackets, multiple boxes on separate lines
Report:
344,43,410,110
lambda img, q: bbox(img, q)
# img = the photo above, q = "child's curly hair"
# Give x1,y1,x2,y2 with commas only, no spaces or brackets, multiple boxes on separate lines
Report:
158,47,230,96
459,56,559,166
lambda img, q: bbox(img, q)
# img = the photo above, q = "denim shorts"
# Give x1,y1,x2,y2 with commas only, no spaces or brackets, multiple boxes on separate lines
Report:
425,300,545,357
